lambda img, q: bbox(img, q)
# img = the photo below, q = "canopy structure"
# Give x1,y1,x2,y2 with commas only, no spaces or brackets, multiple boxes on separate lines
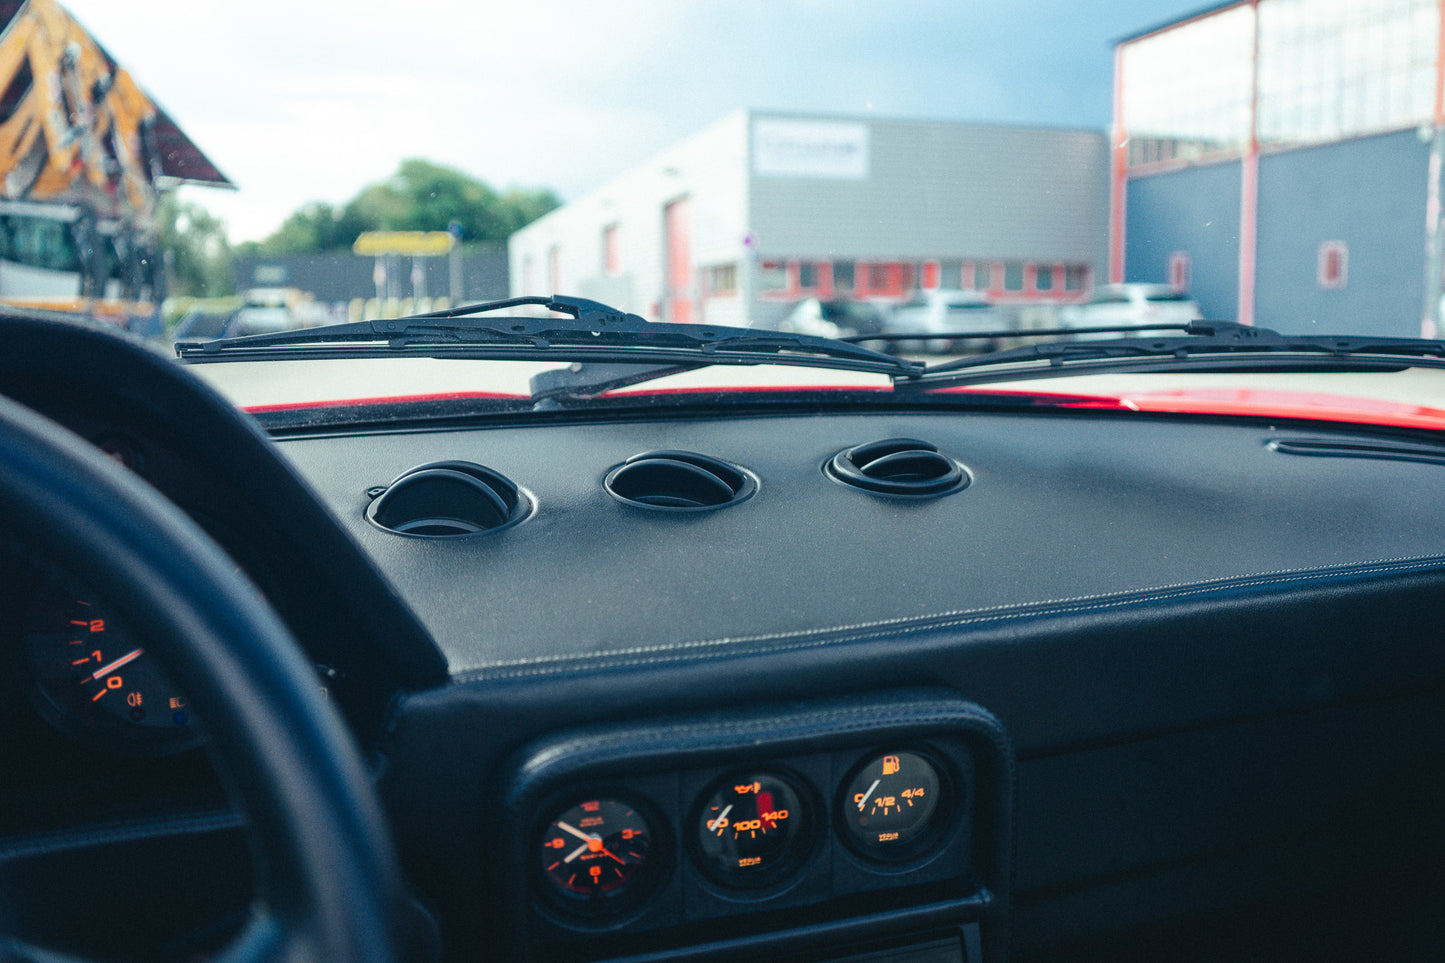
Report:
0,0,230,222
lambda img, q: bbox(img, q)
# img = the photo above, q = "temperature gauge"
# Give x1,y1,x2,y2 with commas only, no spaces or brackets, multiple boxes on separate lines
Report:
839,750,948,858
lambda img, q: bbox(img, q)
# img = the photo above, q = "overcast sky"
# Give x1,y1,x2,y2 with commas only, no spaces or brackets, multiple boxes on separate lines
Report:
58,1,1206,242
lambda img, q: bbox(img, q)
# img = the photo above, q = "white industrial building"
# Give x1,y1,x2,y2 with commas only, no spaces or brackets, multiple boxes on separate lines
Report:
509,109,1109,327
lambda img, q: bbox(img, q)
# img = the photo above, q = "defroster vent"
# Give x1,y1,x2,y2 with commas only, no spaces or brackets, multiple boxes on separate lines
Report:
604,450,757,511
826,438,969,497
367,461,532,537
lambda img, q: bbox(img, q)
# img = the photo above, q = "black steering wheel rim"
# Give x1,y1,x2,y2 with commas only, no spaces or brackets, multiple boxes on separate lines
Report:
0,391,403,962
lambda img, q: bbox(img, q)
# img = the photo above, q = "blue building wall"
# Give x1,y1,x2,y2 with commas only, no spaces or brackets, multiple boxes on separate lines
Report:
1125,162,1241,320
1255,130,1427,337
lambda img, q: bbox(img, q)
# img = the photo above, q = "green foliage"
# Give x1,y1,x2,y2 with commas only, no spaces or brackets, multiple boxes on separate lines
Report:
245,159,560,255
158,194,234,297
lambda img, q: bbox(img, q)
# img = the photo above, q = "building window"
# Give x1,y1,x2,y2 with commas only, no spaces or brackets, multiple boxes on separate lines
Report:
1064,265,1090,291
1318,241,1348,289
797,261,821,290
704,263,737,295
866,263,890,291
603,224,620,275
759,260,787,292
1167,251,1191,291
833,260,855,291
1003,262,1025,292
1034,264,1055,292
969,262,994,291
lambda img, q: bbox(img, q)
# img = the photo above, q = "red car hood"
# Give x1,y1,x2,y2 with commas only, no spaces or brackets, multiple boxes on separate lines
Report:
931,385,1445,431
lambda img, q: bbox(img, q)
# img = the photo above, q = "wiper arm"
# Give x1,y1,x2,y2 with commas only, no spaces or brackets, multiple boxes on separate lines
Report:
176,295,924,378
528,361,705,406
906,320,1445,386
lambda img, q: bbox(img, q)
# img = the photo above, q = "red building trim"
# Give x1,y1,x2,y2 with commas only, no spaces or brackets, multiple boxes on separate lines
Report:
1109,42,1128,284
1236,0,1260,326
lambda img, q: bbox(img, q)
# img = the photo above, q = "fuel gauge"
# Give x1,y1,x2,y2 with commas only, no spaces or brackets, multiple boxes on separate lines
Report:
839,750,949,859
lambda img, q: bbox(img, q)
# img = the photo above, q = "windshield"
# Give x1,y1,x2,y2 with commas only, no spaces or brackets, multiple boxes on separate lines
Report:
34,0,1445,428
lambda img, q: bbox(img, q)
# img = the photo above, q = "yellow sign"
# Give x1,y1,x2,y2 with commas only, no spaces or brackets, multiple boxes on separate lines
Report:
353,231,455,256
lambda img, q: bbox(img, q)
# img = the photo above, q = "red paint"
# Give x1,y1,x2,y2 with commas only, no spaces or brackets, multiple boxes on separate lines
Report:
922,261,941,290
1109,41,1128,285
931,385,1445,431
1236,0,1261,327
245,382,1445,435
1436,0,1445,126
1113,387,1445,432
664,197,693,323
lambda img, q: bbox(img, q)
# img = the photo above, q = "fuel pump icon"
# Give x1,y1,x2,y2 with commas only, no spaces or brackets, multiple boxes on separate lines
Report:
882,755,900,775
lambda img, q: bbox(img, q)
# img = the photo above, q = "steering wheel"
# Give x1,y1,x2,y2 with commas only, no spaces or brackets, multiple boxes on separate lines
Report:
0,390,403,961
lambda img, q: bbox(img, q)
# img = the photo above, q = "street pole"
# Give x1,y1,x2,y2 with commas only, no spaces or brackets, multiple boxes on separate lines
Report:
448,221,463,306
449,244,462,304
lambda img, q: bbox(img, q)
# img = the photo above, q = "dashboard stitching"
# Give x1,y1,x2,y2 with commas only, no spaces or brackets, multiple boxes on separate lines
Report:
457,554,1445,681
520,704,1008,780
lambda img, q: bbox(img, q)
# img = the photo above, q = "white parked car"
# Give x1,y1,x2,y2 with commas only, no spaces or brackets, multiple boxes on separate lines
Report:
885,288,1006,352
1060,283,1203,335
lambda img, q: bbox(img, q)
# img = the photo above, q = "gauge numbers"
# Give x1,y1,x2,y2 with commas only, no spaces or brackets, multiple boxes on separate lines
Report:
23,586,201,755
693,772,810,887
839,750,947,858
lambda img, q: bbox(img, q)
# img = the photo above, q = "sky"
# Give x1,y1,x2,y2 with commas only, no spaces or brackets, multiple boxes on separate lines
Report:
58,0,1210,243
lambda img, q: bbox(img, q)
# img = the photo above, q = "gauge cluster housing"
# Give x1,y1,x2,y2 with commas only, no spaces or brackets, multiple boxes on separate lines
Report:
491,689,1012,963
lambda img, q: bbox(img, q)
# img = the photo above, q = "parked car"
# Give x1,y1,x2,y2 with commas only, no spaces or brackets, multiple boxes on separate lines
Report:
885,288,1006,352
777,297,886,339
1059,282,1203,335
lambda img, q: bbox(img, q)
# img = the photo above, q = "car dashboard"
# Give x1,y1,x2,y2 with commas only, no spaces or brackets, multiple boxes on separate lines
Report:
3,315,1445,962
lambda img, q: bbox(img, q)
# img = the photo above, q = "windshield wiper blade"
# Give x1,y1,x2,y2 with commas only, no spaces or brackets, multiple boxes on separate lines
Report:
906,320,1445,386
175,295,924,378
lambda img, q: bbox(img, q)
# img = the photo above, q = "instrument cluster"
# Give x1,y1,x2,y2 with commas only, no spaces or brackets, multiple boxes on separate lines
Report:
492,691,1012,961
535,747,959,918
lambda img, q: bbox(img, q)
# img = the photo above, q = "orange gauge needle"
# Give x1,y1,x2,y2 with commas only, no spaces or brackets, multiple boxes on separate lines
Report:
87,648,142,682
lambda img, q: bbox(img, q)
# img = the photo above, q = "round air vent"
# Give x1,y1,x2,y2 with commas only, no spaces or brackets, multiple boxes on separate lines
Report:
366,461,531,537
825,438,969,497
604,450,757,511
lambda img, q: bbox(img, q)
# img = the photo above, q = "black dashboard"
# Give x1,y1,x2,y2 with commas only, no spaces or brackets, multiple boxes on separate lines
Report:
4,314,1445,962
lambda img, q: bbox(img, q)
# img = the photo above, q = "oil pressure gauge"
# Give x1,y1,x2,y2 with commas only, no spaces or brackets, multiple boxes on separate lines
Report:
692,771,812,887
839,750,949,859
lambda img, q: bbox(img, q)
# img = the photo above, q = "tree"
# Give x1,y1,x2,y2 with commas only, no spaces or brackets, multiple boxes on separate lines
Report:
246,159,559,255
157,194,234,297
